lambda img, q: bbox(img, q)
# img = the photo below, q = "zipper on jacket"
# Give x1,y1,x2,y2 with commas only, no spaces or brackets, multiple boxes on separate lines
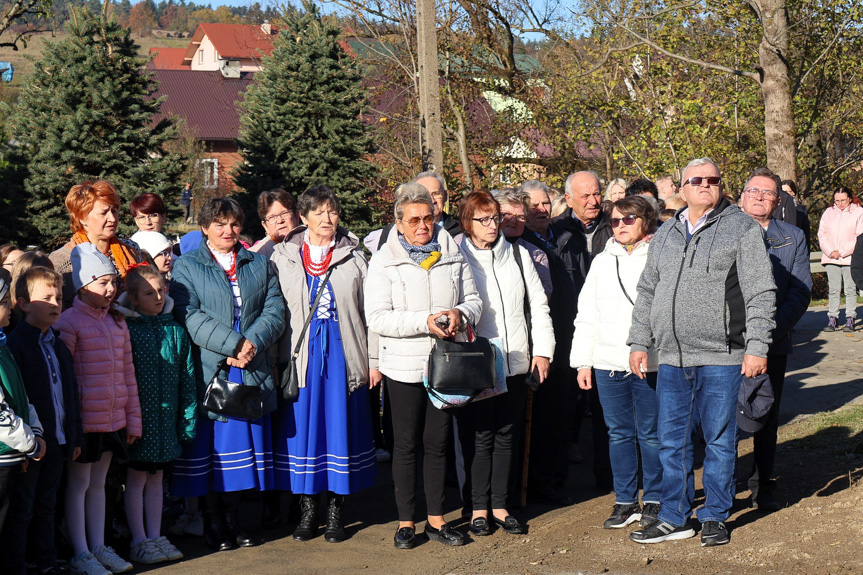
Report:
670,228,689,367
489,250,512,375
688,237,700,268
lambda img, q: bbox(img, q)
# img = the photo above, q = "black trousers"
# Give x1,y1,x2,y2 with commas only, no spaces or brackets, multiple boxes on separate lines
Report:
528,360,572,492
749,354,788,496
0,463,20,534
2,436,64,574
455,376,527,510
387,378,451,521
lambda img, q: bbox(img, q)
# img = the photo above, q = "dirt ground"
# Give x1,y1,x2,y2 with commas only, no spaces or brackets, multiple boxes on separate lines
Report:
138,308,863,575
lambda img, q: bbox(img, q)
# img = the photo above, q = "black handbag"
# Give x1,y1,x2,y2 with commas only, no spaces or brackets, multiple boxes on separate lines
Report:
203,359,263,420
279,268,334,401
427,322,496,394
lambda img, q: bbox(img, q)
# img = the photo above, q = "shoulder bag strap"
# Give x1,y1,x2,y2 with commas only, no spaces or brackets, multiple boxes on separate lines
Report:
511,242,533,356
615,256,635,306
291,267,334,360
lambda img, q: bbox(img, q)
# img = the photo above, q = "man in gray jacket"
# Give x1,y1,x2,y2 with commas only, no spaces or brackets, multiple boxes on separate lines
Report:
626,158,776,547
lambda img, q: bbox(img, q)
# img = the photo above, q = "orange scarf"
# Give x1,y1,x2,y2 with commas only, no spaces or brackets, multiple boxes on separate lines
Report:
71,231,139,277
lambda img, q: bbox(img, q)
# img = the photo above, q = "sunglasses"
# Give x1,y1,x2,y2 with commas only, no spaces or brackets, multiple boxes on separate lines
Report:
685,176,722,187
400,215,435,228
611,215,639,228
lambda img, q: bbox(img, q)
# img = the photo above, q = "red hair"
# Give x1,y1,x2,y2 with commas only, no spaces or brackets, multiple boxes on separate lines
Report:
130,193,167,217
65,180,121,234
459,191,501,238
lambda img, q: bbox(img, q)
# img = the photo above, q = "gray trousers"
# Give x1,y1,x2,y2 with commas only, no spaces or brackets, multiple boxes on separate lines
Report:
825,264,857,319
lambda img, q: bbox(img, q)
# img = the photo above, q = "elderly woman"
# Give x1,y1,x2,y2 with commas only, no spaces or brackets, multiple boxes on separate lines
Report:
269,186,377,543
130,193,169,233
250,189,299,259
494,188,553,297
604,178,628,202
365,183,482,549
50,180,141,309
455,191,555,536
571,196,661,530
170,198,285,552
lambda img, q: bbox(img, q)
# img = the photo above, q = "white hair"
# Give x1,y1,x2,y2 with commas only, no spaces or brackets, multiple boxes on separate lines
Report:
564,171,601,196
681,158,721,183
393,183,434,220
412,171,447,196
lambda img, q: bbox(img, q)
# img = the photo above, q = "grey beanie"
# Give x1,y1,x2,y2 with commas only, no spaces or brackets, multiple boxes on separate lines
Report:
0,276,8,301
71,243,117,291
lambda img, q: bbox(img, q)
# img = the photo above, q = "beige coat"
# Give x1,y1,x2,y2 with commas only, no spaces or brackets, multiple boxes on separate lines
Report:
272,226,375,393
365,228,483,383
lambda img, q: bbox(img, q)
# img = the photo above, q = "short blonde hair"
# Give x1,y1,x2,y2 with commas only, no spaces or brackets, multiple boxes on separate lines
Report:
14,266,63,305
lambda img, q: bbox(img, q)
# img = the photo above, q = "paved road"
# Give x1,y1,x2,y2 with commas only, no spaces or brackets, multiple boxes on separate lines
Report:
780,305,863,426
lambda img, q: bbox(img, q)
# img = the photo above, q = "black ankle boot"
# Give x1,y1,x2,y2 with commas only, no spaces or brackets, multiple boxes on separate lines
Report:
261,490,282,530
204,511,234,551
293,494,318,541
225,511,262,547
324,492,346,543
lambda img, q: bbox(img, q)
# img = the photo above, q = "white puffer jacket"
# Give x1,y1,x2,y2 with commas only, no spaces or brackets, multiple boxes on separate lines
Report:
459,235,555,376
571,236,658,373
365,228,483,383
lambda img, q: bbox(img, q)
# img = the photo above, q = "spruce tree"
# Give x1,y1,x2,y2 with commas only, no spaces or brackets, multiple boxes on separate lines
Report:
7,6,186,247
234,0,377,238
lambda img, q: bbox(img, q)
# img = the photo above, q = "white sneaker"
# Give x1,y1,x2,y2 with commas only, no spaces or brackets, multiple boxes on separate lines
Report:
184,511,204,536
153,535,184,561
69,552,111,575
91,545,133,573
130,539,168,565
168,512,193,536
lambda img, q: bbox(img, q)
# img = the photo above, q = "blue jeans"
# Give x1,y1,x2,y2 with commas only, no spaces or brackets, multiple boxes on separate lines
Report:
595,370,661,505
656,364,739,527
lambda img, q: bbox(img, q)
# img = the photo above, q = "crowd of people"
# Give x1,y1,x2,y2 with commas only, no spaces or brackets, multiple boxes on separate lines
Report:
0,156,835,573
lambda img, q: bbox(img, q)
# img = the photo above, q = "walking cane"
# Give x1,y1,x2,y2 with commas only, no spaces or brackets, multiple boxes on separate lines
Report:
520,387,534,510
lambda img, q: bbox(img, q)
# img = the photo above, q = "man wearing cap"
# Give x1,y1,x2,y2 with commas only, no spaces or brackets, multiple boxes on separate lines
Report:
739,167,812,511
626,157,777,547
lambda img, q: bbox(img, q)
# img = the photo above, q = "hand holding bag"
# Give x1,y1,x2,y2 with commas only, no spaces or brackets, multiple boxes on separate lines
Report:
425,321,497,408
279,267,334,401
203,359,263,420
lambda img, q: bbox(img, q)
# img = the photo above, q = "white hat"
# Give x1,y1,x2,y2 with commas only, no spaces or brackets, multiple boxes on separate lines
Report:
131,231,172,259
71,243,116,291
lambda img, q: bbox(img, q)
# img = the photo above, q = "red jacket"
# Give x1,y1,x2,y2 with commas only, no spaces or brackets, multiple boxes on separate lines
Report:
56,298,142,436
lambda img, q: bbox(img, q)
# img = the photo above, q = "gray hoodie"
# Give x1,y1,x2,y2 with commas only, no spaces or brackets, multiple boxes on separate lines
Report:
627,198,776,367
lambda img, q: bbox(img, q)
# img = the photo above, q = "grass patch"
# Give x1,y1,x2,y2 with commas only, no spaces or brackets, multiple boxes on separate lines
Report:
780,404,863,454
810,296,863,307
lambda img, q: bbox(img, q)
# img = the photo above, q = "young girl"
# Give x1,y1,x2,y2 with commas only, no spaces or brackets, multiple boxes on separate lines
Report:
115,264,196,565
56,244,141,575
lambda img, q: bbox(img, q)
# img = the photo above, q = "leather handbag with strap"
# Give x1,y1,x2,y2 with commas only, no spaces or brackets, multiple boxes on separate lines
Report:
426,321,496,400
203,358,263,420
279,267,334,401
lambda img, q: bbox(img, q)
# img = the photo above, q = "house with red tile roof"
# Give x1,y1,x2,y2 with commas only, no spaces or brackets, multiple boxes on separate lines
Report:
182,23,277,72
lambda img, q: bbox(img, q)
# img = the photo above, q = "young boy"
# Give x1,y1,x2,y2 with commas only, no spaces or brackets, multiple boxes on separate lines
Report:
2,267,81,575
0,270,46,537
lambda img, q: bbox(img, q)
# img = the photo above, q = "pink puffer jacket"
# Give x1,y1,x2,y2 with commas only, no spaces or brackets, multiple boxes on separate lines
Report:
56,298,142,436
818,203,863,265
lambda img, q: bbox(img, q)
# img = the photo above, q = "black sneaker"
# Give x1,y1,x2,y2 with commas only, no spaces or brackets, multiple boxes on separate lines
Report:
844,318,856,332
603,503,642,529
630,520,695,544
825,317,838,332
640,502,661,527
700,521,730,546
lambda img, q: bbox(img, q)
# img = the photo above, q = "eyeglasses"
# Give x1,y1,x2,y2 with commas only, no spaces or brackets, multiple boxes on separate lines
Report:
265,210,293,224
835,198,851,205
685,176,722,187
501,212,527,223
611,215,639,228
472,215,503,227
134,213,162,222
400,215,435,228
155,248,172,260
743,187,779,200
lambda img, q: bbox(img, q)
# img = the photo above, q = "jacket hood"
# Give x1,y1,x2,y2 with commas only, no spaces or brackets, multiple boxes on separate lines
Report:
114,291,176,318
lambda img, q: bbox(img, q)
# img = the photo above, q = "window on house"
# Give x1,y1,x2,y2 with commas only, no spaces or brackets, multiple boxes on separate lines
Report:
199,159,218,189
498,165,513,185
198,50,204,64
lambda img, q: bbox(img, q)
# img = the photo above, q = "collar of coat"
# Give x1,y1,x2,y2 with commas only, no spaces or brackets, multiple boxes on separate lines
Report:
276,225,361,268
380,225,464,268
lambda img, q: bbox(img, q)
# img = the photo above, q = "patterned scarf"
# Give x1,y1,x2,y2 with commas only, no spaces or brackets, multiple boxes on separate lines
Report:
72,231,139,278
398,233,442,270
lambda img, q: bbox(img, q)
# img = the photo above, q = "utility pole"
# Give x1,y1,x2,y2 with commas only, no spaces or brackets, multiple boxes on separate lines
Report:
416,0,443,173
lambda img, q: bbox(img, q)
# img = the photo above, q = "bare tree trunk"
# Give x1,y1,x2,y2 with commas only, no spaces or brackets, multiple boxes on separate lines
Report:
417,0,444,173
445,88,473,191
756,0,797,182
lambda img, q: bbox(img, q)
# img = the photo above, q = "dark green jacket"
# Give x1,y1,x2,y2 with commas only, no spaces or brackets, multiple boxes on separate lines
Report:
0,344,41,463
170,242,286,417
117,294,197,463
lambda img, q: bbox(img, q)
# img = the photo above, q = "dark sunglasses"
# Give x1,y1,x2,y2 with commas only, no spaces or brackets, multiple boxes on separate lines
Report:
611,215,639,228
685,176,721,187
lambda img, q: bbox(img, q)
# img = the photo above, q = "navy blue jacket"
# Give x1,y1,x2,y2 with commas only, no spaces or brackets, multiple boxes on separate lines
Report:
171,242,286,417
7,320,83,459
764,218,812,355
